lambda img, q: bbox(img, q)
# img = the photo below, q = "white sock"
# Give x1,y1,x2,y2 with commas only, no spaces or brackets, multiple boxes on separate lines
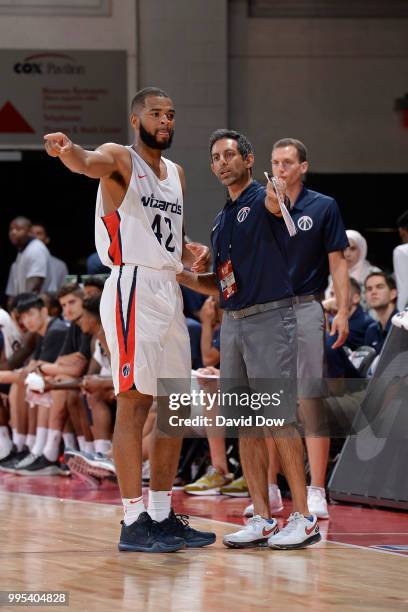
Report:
148,490,172,522
94,439,112,455
43,429,62,462
123,496,145,526
31,427,48,456
62,433,77,450
26,434,36,451
14,432,26,452
0,426,12,460
268,483,280,498
77,436,86,451
84,441,95,454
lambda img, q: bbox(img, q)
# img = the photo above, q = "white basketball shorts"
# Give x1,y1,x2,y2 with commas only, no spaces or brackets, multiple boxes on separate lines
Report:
100,265,191,396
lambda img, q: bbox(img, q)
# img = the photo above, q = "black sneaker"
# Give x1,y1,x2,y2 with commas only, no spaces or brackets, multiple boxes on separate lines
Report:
118,512,185,553
159,509,216,548
0,447,30,473
17,455,60,476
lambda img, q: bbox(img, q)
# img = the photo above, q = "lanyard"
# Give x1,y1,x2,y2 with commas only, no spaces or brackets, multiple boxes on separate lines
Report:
215,201,236,263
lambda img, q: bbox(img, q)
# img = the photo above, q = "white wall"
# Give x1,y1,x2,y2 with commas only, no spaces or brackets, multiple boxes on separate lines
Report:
229,0,408,173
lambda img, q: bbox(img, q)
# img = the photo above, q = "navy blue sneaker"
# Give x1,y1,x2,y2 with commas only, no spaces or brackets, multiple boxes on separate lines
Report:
118,512,185,553
159,510,216,548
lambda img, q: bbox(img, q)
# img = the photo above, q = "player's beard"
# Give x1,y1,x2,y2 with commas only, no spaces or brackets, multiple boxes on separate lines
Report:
139,121,174,150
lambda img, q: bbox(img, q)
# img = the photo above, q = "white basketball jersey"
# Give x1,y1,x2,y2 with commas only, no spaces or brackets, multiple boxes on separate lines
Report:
95,146,184,272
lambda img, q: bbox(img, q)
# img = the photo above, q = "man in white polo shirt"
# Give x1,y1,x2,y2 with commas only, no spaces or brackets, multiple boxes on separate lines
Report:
6,217,56,306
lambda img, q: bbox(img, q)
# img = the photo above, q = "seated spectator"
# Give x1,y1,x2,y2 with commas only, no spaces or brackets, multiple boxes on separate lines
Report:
346,278,375,350
325,278,375,379
0,297,37,372
364,273,398,355
326,229,380,309
41,292,63,319
45,284,93,453
344,230,381,286
0,293,69,473
393,210,408,311
31,224,69,290
18,293,68,364
0,306,23,364
6,217,56,307
63,296,117,484
19,284,94,469
82,276,105,298
38,284,91,379
78,296,113,456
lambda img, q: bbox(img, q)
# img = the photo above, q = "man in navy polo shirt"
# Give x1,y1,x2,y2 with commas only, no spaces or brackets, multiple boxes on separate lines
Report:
179,129,321,550
364,272,398,355
261,138,349,521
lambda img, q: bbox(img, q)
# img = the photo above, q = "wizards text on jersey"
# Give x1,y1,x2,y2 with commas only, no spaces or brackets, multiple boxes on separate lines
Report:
142,194,182,216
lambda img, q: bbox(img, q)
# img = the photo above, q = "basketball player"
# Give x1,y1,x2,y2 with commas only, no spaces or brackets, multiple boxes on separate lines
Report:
44,87,215,553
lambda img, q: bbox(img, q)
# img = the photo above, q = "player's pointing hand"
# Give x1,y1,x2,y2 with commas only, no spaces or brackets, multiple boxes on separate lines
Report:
44,132,73,157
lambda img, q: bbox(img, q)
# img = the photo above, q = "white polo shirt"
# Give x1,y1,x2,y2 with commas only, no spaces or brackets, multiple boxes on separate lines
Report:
6,238,56,296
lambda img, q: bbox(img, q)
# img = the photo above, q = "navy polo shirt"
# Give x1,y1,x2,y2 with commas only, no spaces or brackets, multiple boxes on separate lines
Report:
211,180,293,310
364,308,398,355
274,187,348,295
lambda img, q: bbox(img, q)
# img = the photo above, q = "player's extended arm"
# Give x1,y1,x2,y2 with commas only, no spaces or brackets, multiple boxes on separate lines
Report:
44,132,121,179
177,270,219,296
329,250,350,349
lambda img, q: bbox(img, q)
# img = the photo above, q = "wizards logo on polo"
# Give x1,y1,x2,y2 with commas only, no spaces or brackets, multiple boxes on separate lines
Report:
297,216,313,231
237,207,251,223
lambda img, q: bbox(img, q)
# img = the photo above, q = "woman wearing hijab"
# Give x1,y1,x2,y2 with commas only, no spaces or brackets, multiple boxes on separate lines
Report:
344,230,380,285
325,229,381,311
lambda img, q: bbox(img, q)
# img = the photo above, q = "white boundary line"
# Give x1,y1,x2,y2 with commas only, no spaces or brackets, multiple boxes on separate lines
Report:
328,539,408,558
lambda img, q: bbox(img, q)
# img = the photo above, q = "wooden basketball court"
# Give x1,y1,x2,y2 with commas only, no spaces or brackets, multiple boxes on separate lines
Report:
1,476,408,611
